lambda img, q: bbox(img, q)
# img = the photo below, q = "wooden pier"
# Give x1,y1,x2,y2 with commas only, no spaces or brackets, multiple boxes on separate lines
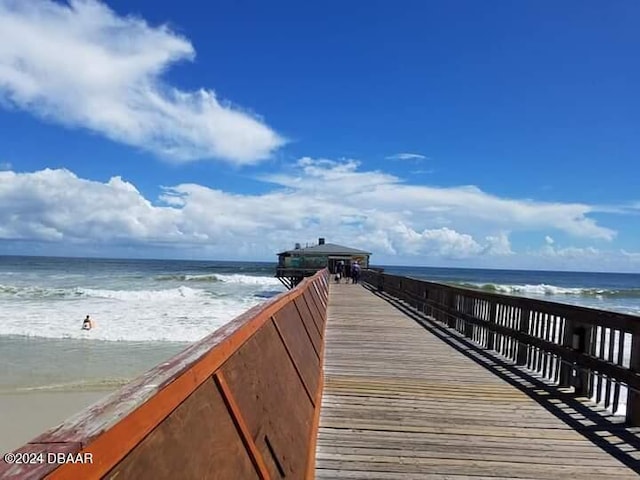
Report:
316,283,640,479
2,269,640,479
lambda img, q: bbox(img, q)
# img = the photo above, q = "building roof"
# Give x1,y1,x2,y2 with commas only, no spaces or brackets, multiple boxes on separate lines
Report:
278,242,371,256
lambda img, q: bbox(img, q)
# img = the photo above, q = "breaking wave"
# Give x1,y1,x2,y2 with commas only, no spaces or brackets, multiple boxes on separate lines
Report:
453,282,640,298
154,273,281,286
0,284,210,301
155,274,220,282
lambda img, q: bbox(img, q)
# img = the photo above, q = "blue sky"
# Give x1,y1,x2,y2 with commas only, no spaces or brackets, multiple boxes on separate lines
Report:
0,0,639,271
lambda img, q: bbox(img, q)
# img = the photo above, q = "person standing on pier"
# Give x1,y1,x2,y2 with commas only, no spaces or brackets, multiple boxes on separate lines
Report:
352,262,361,284
344,262,352,283
336,260,344,283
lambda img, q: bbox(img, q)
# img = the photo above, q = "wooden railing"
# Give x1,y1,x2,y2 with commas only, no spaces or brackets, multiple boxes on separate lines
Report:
362,270,640,425
0,270,329,480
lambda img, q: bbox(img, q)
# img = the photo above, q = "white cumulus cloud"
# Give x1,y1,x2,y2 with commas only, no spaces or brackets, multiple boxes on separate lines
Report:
0,0,284,164
263,158,616,242
390,224,483,258
0,158,628,270
0,168,182,242
538,244,600,259
386,153,427,161
484,232,514,256
620,249,640,259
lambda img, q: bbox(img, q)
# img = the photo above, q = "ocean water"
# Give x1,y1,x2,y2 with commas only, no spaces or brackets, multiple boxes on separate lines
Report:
2,257,639,397
380,265,640,317
0,256,283,342
0,256,285,394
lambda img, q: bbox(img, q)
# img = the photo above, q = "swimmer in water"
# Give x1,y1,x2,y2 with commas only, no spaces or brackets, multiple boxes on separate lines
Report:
82,315,93,330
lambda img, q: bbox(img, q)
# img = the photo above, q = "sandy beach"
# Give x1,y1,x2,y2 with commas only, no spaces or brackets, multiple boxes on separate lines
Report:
0,390,112,453
0,334,189,455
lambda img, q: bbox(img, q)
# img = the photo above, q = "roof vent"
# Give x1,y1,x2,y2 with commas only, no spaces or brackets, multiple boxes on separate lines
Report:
319,238,325,245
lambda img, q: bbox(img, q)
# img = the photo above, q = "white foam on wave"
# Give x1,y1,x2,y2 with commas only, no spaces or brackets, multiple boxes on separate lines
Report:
214,274,282,286
491,283,587,295
458,282,640,317
155,273,220,282
0,284,227,301
0,282,281,342
0,270,288,343
77,286,206,301
469,282,640,298
154,272,282,286
184,274,219,281
0,284,73,298
0,284,219,304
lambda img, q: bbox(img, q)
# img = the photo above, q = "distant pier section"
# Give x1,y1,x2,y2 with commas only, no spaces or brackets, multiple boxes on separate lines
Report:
275,237,371,289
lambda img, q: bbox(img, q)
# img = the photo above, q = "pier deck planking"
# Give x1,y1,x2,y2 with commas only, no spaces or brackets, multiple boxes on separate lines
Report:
315,283,640,479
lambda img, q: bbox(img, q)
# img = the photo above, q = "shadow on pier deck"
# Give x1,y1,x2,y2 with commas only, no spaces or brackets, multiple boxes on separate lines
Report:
316,283,640,479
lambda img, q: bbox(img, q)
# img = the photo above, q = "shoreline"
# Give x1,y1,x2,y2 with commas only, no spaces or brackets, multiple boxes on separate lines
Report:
0,390,113,453
0,336,190,455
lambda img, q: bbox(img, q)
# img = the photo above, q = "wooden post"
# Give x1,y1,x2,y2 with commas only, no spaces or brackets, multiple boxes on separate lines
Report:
447,291,456,329
440,290,448,326
464,297,474,339
424,288,431,316
571,324,592,396
438,288,446,323
409,279,418,310
626,333,640,426
487,302,496,351
516,309,530,366
558,318,574,388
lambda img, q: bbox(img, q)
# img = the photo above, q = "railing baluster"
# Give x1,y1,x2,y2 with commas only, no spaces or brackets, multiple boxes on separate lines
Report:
546,315,554,381
529,311,538,371
613,330,625,413
534,314,543,374
511,307,518,362
577,324,592,397
517,308,530,366
605,328,616,409
596,326,605,404
627,334,640,425
559,317,573,387
498,304,505,356
551,316,558,381
487,301,496,350
542,315,552,380
587,326,596,399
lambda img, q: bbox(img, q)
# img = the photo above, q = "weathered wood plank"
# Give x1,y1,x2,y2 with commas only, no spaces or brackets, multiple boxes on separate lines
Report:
315,458,639,480
315,284,640,479
316,471,539,480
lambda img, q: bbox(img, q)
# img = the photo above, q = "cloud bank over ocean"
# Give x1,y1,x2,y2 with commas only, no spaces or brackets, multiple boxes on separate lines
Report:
0,159,635,270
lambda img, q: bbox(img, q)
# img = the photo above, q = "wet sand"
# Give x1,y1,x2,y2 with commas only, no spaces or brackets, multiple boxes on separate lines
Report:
0,390,111,453
0,336,189,456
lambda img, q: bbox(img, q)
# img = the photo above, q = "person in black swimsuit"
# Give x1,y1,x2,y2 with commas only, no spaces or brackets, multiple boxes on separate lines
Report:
82,315,93,330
